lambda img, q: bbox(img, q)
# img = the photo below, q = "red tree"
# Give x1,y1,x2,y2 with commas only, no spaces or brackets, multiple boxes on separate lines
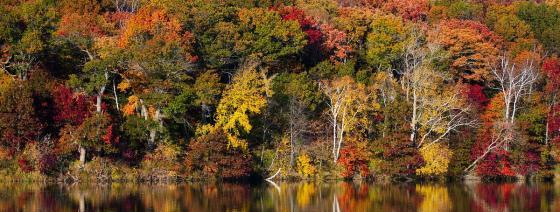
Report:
51,85,93,126
339,139,371,178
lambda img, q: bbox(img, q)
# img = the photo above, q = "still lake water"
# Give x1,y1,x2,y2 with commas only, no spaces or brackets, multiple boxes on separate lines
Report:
0,181,557,211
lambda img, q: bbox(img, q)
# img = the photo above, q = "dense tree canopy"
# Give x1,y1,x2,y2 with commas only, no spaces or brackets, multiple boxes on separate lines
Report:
2,0,560,181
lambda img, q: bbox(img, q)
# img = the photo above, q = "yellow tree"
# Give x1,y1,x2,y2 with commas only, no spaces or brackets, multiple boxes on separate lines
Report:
410,64,474,149
402,45,474,176
416,143,453,176
214,63,270,149
402,39,475,148
320,76,374,163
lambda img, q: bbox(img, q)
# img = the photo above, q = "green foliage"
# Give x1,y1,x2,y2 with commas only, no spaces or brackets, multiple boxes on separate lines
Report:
123,116,156,150
365,13,410,69
236,8,307,63
0,6,21,44
445,1,483,20
517,1,560,53
272,72,321,112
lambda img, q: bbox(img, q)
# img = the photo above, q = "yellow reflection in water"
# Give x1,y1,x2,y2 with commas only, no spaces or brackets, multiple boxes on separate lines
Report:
296,182,316,207
416,184,452,212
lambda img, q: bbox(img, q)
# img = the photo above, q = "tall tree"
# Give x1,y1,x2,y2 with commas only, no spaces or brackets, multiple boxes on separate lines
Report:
320,76,373,163
119,5,196,146
213,63,270,150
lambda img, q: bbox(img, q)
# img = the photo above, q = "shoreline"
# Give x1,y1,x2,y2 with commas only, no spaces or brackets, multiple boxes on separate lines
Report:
0,172,552,184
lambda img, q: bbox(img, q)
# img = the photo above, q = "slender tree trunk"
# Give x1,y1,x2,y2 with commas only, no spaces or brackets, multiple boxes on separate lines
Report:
113,79,119,110
96,71,108,113
140,99,148,120
410,89,418,145
96,88,104,113
289,122,295,166
332,118,337,162
148,108,163,148
79,145,86,167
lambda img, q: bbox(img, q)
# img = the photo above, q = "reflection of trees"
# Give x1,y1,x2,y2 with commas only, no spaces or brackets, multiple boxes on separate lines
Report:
333,182,423,211
465,182,545,211
0,182,557,211
181,183,251,211
0,183,76,211
416,184,452,212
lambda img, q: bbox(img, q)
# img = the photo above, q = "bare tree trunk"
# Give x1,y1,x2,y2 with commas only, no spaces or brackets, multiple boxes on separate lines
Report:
96,89,104,113
113,79,119,110
332,118,337,162
464,127,506,174
96,71,109,113
148,108,163,148
410,89,417,145
79,145,86,167
140,99,148,120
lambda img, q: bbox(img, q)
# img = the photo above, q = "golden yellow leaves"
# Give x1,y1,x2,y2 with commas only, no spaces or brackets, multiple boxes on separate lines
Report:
225,134,248,151
93,36,119,59
416,143,453,176
320,76,375,133
117,81,130,92
0,72,13,96
296,154,316,178
215,67,268,149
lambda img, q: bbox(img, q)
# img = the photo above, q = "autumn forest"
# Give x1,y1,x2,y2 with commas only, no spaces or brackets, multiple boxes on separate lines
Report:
2,0,560,182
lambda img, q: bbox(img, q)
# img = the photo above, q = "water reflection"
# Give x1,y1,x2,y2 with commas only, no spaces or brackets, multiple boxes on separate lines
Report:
0,181,558,211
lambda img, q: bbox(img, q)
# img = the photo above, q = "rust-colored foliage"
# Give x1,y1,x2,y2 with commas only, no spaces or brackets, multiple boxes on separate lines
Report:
339,138,371,178
56,12,107,39
382,0,429,21
185,131,253,179
275,6,351,64
0,83,42,154
320,24,352,63
373,132,424,176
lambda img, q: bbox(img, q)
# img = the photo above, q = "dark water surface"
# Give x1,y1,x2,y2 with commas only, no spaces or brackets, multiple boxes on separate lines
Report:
0,181,557,211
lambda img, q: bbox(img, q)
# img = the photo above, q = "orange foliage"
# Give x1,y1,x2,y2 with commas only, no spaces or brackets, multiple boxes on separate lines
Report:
429,19,502,83
56,13,107,39
382,0,430,21
118,6,195,60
